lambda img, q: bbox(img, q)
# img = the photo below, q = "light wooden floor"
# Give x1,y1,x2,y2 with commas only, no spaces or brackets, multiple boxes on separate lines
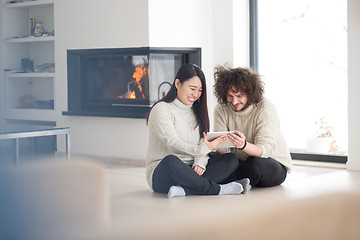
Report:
5,154,360,239
100,159,360,239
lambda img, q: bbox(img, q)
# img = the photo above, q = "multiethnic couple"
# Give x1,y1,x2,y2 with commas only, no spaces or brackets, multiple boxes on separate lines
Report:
145,64,292,198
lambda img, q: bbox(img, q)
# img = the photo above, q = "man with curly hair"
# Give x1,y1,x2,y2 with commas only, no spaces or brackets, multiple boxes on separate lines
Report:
213,66,293,187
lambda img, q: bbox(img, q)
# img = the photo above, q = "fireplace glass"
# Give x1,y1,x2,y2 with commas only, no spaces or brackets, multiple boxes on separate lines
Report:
85,54,150,106
65,47,201,118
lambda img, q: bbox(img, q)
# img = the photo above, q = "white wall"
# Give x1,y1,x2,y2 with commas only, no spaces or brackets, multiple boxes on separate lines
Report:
347,0,360,170
211,0,249,117
55,0,150,159
212,0,249,68
212,0,235,67
54,0,248,160
232,0,249,68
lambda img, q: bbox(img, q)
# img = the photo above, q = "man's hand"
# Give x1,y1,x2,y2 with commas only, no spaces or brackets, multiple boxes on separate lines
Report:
228,130,247,149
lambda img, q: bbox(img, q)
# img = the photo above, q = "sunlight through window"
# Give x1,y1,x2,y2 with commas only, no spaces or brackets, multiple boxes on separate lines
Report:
258,0,348,156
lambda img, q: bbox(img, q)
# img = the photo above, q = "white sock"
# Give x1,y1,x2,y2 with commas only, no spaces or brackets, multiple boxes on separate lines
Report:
237,178,252,194
219,182,243,195
167,185,186,198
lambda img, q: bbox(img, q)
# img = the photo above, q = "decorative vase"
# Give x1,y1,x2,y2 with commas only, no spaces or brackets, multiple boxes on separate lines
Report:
34,22,44,37
306,137,332,154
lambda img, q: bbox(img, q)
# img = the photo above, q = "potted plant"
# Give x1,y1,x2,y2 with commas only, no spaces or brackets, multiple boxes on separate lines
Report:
306,117,338,154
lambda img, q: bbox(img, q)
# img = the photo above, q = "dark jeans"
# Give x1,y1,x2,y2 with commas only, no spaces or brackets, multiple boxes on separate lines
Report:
152,153,239,195
221,156,287,187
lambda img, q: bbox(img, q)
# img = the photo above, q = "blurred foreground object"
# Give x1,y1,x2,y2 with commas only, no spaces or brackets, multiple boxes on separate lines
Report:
0,161,110,240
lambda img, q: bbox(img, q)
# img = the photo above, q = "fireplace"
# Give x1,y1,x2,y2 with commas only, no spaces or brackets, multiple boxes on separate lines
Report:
63,47,201,118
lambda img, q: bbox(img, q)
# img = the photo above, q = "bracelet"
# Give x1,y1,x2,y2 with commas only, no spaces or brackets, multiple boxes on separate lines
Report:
238,140,247,150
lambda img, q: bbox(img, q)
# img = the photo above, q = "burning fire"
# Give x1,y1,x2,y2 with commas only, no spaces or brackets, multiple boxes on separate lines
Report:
128,64,148,99
130,91,136,99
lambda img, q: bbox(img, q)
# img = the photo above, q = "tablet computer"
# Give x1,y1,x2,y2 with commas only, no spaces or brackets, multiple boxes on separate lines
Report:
206,131,235,148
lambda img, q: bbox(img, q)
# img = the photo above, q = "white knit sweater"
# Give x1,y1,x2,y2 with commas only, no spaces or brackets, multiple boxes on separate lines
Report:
214,98,293,172
145,98,211,189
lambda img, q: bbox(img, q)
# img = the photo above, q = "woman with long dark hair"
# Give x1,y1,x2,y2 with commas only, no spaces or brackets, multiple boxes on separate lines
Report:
146,64,249,198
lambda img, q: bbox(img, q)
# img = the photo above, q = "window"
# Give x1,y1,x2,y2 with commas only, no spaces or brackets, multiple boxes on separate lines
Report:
255,0,348,161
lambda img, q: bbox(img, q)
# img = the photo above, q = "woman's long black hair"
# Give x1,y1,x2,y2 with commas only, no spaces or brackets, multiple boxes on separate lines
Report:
146,63,209,137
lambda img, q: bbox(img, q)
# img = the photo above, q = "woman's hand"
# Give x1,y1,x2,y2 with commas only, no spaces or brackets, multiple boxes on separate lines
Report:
228,130,247,149
193,165,205,175
203,132,227,151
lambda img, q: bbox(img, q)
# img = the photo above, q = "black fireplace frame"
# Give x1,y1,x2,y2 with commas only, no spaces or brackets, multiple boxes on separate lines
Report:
62,47,201,119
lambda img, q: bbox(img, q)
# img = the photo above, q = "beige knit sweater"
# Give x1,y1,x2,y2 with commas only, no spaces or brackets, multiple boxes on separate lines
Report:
145,98,211,189
214,98,293,172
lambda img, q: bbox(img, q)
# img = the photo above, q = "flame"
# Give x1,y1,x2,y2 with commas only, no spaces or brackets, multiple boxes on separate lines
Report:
130,91,136,99
129,64,148,99
132,65,145,84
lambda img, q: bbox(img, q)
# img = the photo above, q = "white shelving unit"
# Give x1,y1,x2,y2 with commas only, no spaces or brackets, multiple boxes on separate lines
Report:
5,108,56,122
4,35,54,43
3,0,53,8
5,72,55,78
1,0,55,123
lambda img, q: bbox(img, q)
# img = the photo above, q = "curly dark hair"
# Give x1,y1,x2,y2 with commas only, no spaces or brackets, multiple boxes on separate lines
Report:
214,66,264,106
